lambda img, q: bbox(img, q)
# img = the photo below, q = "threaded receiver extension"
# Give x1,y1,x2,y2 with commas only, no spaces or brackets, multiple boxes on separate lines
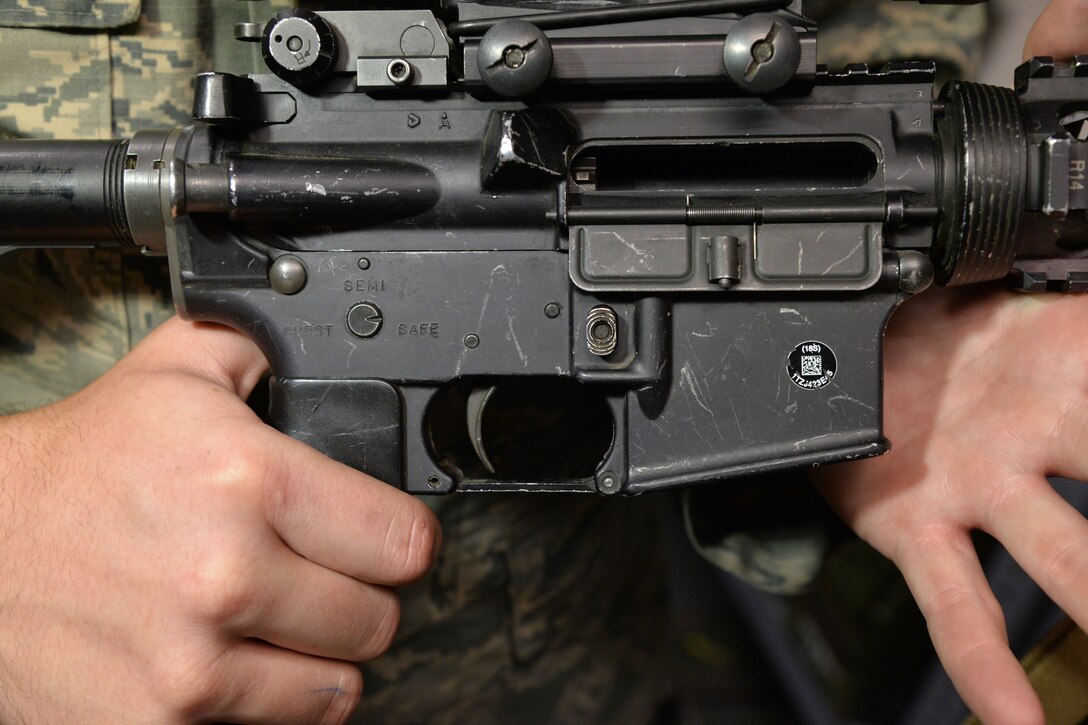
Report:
934,81,1028,286
0,138,134,246
103,139,134,245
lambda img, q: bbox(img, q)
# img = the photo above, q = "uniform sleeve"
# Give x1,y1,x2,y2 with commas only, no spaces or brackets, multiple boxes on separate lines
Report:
0,0,140,31
0,0,287,412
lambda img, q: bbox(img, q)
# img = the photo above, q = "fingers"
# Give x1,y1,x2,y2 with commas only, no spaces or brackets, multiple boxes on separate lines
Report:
122,317,269,399
983,477,1088,636
1024,0,1088,60
896,527,1044,725
1047,397,1088,483
126,320,440,590
209,640,362,725
259,428,441,587
241,544,401,662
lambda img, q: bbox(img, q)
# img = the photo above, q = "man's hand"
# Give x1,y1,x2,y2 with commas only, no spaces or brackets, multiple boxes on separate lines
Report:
0,318,440,724
819,3,1088,721
817,287,1088,723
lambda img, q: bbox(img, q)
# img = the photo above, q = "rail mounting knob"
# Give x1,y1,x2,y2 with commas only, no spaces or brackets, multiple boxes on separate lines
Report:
477,20,554,97
723,13,801,94
262,9,339,88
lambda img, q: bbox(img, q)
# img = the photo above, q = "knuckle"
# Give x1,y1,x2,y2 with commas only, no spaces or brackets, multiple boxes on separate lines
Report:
981,477,1037,528
204,441,274,501
922,583,980,621
351,592,401,661
894,525,963,569
318,666,363,725
921,583,1008,646
945,637,1000,676
179,549,258,626
152,650,227,718
1042,536,1088,589
261,461,301,530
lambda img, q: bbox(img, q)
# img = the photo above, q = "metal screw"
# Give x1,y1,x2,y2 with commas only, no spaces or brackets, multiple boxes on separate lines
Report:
476,20,553,97
503,46,526,69
269,255,307,295
346,302,384,339
598,471,622,495
287,35,304,52
751,39,774,64
387,59,412,85
544,302,562,319
464,334,481,350
358,257,371,271
722,13,801,94
427,475,442,490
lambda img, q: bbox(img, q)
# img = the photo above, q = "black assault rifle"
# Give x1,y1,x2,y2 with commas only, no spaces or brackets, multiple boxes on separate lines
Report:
0,0,1085,494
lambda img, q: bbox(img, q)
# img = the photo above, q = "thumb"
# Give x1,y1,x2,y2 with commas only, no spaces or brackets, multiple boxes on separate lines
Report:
118,317,270,400
1024,0,1088,61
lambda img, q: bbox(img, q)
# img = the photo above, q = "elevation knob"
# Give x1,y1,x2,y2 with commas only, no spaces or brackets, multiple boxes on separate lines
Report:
262,9,339,88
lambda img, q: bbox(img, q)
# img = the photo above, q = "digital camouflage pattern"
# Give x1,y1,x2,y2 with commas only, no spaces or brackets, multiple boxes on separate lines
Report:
810,0,987,84
354,494,670,724
0,0,292,412
0,2,987,722
0,0,139,30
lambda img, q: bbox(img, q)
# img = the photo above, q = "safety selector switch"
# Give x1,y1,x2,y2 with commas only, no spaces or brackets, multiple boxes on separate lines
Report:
347,302,384,339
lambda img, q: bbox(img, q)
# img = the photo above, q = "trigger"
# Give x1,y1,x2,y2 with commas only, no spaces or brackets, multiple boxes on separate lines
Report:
466,386,498,475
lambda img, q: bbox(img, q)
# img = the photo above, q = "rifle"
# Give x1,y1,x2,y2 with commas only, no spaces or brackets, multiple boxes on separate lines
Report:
0,0,1084,495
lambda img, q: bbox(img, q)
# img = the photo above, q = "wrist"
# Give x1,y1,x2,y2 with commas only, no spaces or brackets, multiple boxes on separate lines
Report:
0,410,52,723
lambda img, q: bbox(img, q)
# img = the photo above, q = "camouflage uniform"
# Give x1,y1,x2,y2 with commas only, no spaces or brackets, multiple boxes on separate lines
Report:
0,2,986,723
0,0,279,413
809,0,987,83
